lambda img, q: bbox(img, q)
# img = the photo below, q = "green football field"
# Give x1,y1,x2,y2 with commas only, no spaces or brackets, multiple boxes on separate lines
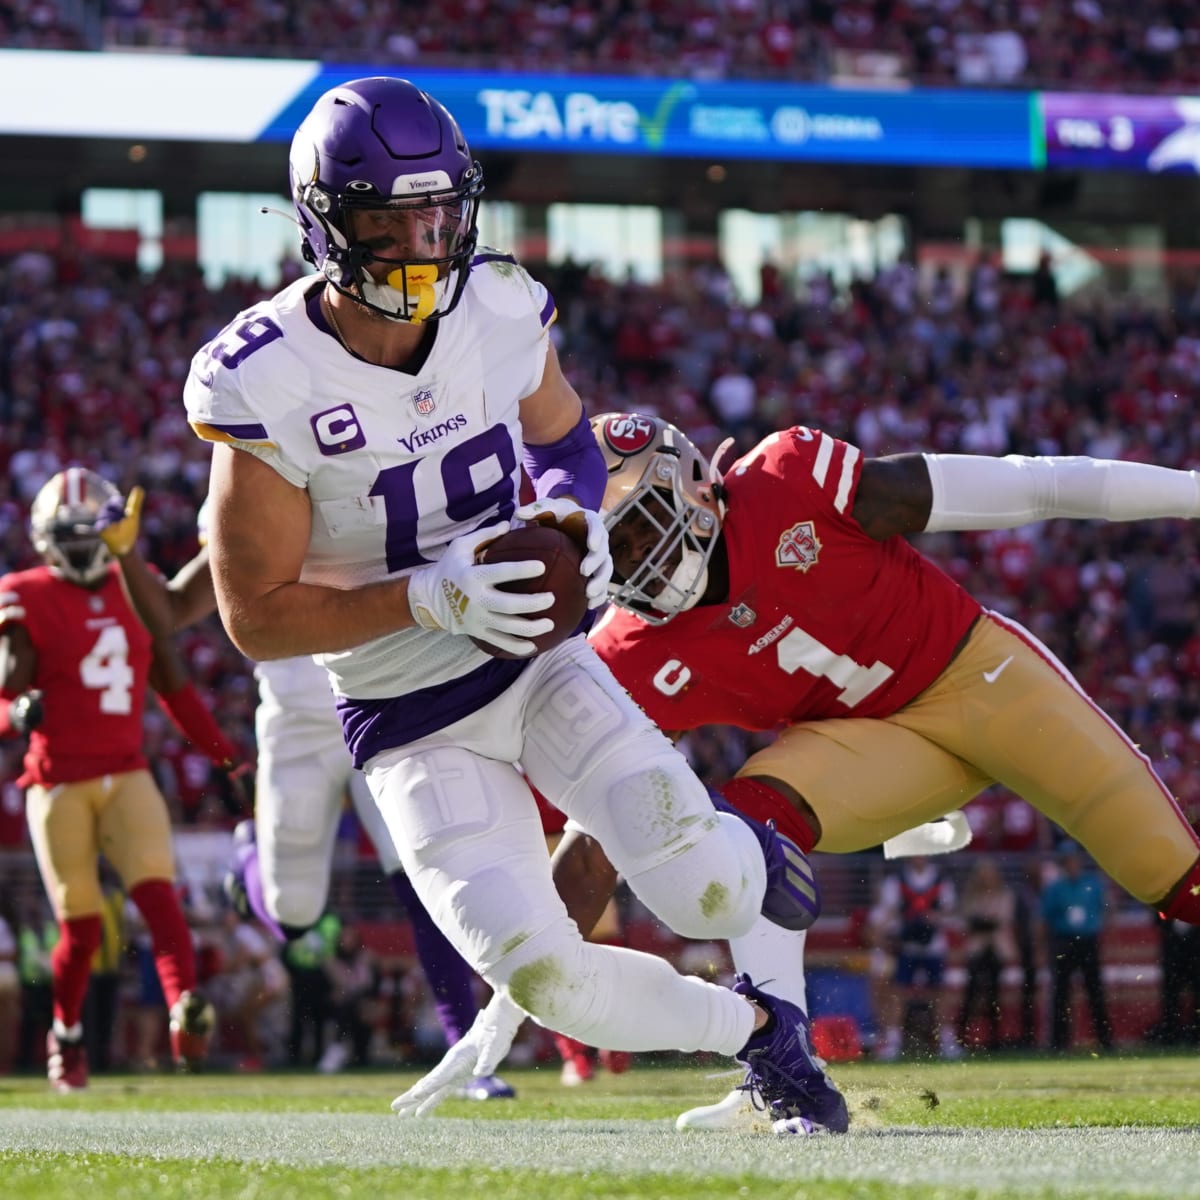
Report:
0,1054,1197,1199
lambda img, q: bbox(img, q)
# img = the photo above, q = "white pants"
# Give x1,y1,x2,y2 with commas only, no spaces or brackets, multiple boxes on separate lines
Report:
255,692,401,930
364,636,765,1055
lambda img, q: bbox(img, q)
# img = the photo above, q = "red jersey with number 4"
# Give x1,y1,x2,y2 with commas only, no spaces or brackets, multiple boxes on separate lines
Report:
0,564,152,785
590,427,981,731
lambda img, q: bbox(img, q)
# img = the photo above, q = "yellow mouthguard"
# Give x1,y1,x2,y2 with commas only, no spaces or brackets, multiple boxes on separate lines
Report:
387,266,438,322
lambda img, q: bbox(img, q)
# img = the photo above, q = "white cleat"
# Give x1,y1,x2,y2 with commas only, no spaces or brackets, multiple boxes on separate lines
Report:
773,1115,822,1136
675,1086,754,1131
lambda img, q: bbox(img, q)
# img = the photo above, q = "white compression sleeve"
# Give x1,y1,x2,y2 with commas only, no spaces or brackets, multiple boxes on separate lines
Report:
923,453,1200,533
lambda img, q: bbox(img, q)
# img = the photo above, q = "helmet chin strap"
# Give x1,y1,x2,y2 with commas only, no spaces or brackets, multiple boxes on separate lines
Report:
359,265,441,323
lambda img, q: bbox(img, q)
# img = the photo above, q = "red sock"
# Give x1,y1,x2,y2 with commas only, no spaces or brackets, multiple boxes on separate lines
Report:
51,915,102,1029
1161,858,1200,926
720,777,817,854
130,879,195,1009
554,1033,589,1063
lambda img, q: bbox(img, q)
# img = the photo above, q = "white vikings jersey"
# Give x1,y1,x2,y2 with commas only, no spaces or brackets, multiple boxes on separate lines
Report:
185,253,556,766
254,653,335,716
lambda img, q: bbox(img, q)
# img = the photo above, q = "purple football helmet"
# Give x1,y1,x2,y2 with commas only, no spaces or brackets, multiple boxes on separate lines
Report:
289,77,484,323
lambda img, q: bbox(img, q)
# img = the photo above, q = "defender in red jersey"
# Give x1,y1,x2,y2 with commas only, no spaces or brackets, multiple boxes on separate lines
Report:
588,414,1200,920
393,413,1200,1126
0,469,242,1090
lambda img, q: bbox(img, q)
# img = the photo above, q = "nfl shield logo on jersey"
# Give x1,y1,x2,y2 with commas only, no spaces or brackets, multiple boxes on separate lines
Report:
412,387,436,417
776,521,822,572
728,602,756,628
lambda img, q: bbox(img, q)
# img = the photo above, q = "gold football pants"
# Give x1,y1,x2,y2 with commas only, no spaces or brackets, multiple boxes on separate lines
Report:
26,769,176,919
742,612,1199,906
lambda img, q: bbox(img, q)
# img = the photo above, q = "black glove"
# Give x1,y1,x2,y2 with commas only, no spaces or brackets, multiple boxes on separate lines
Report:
10,690,44,735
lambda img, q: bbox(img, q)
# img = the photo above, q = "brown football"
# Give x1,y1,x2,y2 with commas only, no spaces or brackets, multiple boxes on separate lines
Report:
470,523,588,659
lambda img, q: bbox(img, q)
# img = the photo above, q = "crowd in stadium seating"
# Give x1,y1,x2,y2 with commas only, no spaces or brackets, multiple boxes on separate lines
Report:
3,232,1200,1069
3,0,1199,92
3,237,1200,849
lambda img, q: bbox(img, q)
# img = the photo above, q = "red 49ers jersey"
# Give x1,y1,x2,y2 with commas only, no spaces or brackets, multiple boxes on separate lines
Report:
590,427,981,732
0,564,152,786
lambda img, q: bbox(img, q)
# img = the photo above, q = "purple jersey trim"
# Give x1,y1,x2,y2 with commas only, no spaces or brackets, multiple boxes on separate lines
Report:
337,655,530,768
471,251,517,267
203,420,271,441
306,285,333,334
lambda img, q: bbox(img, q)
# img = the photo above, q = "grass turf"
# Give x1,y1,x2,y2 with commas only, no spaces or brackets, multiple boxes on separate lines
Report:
0,1053,1196,1199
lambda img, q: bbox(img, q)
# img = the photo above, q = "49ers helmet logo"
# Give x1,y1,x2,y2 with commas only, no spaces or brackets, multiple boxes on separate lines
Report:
776,521,822,572
602,414,656,456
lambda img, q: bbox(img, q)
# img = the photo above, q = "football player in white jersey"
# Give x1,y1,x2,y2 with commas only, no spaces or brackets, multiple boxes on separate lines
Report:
98,492,516,1097
181,76,846,1134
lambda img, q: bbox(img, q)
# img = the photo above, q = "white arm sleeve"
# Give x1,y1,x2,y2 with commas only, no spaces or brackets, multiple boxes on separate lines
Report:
923,453,1200,533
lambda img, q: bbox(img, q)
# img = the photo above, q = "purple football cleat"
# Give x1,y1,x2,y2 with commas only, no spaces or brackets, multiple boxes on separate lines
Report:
223,819,286,943
733,975,849,1134
457,1074,517,1101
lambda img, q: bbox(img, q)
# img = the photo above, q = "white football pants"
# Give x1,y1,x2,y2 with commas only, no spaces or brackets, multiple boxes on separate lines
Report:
255,682,401,930
365,636,765,1055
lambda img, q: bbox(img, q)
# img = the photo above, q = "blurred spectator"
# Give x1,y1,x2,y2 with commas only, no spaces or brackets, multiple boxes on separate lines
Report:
207,908,289,1071
283,910,340,1068
1146,914,1200,1047
318,925,381,1073
0,0,1168,93
82,866,126,1073
868,856,962,1061
15,894,56,1072
1041,842,1114,1052
955,858,1017,1052
0,890,18,1073
123,898,168,1070
1011,860,1047,1049
1032,253,1060,311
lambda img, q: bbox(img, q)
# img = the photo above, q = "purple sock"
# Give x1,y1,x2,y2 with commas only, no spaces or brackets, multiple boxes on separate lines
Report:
389,872,480,1045
237,836,286,943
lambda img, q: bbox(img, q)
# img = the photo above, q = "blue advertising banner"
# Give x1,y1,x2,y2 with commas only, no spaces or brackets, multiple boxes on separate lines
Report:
16,50,1198,175
262,68,1036,169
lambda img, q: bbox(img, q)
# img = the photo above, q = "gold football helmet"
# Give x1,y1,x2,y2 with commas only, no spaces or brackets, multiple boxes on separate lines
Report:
30,467,120,586
591,412,727,622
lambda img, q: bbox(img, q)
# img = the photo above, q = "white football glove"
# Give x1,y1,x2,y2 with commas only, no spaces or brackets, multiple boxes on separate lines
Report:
391,990,526,1117
515,498,612,610
406,520,555,658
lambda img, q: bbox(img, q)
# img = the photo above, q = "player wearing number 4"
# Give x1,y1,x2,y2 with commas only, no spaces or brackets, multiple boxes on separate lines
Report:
183,76,846,1135
0,469,232,1092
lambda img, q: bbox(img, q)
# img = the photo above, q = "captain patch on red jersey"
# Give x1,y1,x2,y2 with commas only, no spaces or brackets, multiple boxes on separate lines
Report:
0,564,152,786
590,427,980,732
